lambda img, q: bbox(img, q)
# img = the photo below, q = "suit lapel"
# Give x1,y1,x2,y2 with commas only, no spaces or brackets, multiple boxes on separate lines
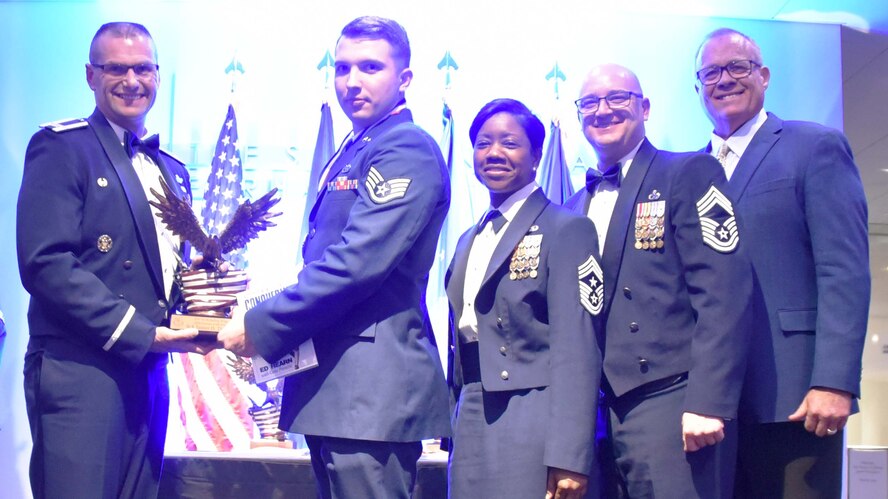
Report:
481,189,549,290
601,139,656,311
725,113,783,202
88,110,165,297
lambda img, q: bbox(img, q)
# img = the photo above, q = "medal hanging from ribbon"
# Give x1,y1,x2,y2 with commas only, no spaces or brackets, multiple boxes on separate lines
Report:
509,234,542,280
634,200,666,251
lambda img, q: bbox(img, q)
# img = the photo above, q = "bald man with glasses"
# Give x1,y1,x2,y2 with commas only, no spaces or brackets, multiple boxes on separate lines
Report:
565,63,753,498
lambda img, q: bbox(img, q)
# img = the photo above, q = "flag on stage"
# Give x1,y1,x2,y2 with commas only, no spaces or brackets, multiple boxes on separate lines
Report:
539,119,575,204
298,102,334,264
427,103,480,354
171,104,255,451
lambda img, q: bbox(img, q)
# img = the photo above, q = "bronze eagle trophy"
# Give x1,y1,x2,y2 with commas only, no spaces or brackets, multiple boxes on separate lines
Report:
148,177,281,270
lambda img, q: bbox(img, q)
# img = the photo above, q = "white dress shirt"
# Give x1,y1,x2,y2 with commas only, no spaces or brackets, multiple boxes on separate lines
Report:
586,139,644,253
459,182,539,343
110,122,180,301
709,107,768,180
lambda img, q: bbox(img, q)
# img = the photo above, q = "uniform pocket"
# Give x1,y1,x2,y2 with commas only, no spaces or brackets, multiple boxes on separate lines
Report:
777,308,816,334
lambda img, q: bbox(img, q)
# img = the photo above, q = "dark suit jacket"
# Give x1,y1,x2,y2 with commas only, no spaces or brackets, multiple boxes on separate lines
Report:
245,109,452,442
17,109,190,366
715,113,869,423
446,189,603,474
565,139,752,418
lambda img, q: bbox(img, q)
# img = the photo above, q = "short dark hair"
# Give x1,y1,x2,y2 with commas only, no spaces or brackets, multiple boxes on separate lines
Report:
340,16,411,68
469,98,546,158
89,22,156,64
695,28,762,68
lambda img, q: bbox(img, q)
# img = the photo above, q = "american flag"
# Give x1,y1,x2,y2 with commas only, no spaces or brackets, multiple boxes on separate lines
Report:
169,104,255,451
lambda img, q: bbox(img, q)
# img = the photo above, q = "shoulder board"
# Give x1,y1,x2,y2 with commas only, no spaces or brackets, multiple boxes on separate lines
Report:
39,118,88,133
158,149,186,166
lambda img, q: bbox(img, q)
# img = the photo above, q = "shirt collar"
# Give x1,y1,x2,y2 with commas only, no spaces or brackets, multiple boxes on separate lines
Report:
597,138,644,179
107,120,152,146
710,108,768,157
490,182,539,223
351,100,407,137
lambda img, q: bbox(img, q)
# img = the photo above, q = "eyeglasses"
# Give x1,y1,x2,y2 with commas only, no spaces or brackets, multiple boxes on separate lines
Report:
91,63,159,77
574,91,643,115
696,60,760,86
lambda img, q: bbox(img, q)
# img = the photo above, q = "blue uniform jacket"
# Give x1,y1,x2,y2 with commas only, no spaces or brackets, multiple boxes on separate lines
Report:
245,109,452,442
17,109,190,367
446,189,603,474
565,139,753,419
715,114,870,423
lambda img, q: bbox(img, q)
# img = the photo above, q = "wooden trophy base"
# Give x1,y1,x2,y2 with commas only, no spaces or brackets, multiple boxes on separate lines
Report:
169,314,230,340
250,439,294,449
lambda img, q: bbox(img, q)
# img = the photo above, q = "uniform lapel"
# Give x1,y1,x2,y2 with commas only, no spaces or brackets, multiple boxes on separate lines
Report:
88,109,165,297
481,189,549,290
562,185,592,216
445,228,475,319
307,110,414,222
724,113,783,202
601,139,656,312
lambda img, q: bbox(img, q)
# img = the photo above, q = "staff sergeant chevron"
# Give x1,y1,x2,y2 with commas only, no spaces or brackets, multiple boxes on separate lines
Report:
366,166,412,204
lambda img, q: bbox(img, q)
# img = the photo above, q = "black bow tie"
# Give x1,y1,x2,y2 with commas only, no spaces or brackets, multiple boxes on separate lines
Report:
124,132,160,160
585,163,621,192
477,209,506,234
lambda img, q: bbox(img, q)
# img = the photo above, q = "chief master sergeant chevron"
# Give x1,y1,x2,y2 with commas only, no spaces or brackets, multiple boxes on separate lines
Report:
16,22,211,499
219,16,451,499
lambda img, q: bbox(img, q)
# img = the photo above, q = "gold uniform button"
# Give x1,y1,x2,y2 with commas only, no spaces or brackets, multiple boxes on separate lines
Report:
500,370,509,380
629,322,639,333
499,345,507,355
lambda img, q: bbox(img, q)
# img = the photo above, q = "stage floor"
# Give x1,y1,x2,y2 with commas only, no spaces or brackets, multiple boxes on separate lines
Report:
160,448,448,498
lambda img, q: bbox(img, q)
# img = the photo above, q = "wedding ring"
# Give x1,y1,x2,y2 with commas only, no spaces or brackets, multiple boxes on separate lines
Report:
826,428,837,435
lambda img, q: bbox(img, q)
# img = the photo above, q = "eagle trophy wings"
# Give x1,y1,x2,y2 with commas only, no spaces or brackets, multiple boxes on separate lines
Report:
148,177,281,270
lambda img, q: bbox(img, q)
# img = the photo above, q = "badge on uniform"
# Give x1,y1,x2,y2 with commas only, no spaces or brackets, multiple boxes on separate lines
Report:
509,234,542,280
578,254,603,316
327,175,359,192
634,200,665,250
696,185,739,253
366,166,411,204
97,234,113,253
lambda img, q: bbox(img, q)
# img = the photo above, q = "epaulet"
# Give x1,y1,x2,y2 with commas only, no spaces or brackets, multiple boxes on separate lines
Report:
158,148,186,166
39,118,88,133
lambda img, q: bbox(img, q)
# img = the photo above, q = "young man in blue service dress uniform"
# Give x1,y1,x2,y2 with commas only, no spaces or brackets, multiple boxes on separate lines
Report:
446,99,603,499
564,64,753,498
695,28,870,498
219,16,451,499
16,22,211,499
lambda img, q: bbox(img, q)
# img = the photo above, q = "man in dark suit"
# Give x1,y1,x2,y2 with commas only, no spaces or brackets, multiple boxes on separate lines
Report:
219,16,451,499
564,64,753,498
695,28,870,498
16,22,209,499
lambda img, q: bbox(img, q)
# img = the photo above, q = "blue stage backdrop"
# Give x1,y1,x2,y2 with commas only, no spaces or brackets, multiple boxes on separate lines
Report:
0,2,844,497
